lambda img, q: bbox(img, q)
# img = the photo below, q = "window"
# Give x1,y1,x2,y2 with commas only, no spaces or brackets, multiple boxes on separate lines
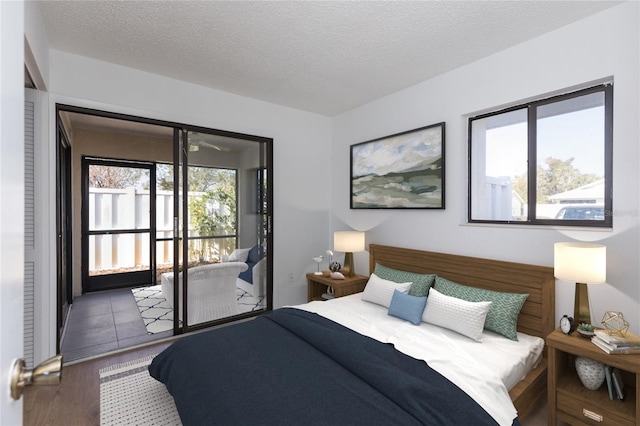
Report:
469,84,612,227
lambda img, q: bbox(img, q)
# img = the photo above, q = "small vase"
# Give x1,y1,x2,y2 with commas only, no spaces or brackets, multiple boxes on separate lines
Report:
575,356,605,390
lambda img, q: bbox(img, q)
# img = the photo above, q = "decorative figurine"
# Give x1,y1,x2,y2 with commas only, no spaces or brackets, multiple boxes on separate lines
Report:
312,256,323,275
601,311,630,337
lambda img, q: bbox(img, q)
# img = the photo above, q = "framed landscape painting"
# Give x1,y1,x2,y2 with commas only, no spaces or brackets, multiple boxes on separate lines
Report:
350,122,445,209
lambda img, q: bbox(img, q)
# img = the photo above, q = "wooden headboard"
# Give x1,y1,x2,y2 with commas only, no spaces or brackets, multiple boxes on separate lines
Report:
369,244,555,339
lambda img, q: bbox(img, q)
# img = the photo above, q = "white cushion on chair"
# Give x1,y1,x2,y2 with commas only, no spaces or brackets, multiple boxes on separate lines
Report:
228,248,251,263
160,262,248,325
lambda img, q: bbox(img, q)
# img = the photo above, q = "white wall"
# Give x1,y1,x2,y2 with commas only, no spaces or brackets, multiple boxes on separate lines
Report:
24,0,49,90
332,2,640,333
47,51,333,310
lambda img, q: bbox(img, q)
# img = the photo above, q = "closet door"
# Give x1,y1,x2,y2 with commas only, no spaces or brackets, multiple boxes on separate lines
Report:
24,92,36,368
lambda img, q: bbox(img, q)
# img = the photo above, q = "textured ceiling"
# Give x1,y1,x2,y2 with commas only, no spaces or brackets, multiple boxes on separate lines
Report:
38,1,621,116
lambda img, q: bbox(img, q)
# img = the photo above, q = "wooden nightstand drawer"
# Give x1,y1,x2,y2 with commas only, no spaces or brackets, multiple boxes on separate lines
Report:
557,391,634,425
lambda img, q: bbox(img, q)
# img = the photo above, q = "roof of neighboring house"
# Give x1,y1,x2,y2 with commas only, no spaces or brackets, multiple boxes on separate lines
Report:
548,179,604,202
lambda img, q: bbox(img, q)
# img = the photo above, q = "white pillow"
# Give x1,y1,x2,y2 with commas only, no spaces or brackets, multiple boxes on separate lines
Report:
361,273,412,308
228,248,251,263
422,288,492,342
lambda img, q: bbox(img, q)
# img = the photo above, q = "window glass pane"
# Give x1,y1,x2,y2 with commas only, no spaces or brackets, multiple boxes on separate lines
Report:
536,92,605,220
470,108,528,221
88,165,150,231
183,148,240,325
186,237,236,267
187,166,237,262
155,163,174,277
88,233,149,276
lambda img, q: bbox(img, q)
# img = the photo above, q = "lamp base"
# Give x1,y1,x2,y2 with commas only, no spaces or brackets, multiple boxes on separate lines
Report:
574,282,592,326
343,252,355,277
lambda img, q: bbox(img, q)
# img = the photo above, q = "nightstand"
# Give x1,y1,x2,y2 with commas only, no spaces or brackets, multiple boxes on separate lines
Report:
546,328,640,425
306,273,368,302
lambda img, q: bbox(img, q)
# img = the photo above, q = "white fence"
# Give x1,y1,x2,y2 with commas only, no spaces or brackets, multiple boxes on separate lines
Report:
88,188,230,274
88,188,173,273
479,178,584,221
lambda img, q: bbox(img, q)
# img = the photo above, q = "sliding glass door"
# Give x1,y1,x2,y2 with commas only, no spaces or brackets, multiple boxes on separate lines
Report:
173,129,271,331
58,104,272,350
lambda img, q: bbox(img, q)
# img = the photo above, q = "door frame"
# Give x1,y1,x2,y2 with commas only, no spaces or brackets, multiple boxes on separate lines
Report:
56,119,72,349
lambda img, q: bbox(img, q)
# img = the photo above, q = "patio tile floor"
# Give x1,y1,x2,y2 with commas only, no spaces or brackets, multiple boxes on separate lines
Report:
61,288,165,363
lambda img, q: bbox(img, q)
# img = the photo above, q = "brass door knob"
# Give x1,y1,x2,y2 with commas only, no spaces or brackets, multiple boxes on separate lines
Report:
10,354,63,400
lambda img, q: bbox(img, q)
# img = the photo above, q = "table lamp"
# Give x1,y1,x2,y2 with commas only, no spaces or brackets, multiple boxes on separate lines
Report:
554,242,606,326
334,231,365,277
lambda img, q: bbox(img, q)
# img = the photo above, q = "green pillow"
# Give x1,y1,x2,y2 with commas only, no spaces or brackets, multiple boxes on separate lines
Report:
373,264,435,297
433,276,528,341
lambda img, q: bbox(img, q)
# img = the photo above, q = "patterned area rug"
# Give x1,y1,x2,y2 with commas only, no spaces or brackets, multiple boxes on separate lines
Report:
99,355,182,426
131,282,266,334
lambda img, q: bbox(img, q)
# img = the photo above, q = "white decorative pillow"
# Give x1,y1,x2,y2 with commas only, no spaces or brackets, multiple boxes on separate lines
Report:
422,288,492,342
228,248,251,263
361,273,412,308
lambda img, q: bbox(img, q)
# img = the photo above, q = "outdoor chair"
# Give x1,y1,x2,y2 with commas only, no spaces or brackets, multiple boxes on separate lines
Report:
160,262,248,325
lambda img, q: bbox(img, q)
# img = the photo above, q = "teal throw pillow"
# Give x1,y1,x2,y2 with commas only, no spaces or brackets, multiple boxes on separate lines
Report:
387,290,428,325
433,276,528,341
374,264,435,297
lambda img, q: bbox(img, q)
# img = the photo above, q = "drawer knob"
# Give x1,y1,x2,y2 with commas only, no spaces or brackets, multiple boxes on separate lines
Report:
583,408,603,422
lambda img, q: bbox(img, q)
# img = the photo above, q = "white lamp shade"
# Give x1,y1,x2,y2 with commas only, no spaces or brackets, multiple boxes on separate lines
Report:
554,242,606,284
334,231,365,253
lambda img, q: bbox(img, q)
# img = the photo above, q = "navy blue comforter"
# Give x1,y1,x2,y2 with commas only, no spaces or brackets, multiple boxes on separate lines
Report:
150,308,512,425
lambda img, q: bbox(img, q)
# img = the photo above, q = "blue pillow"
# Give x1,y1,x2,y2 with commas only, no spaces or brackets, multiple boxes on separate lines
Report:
247,245,264,263
387,289,427,325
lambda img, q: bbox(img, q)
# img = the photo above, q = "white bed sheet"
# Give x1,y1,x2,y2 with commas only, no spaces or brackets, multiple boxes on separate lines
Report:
293,293,544,426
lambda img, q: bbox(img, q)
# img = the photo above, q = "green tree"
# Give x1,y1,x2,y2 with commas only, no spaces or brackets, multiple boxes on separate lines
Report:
89,165,144,189
512,157,601,203
154,164,237,261
187,168,237,261
156,163,174,191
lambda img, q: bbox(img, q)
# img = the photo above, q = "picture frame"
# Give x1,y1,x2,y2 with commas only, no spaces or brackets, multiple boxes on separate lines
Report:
350,122,445,209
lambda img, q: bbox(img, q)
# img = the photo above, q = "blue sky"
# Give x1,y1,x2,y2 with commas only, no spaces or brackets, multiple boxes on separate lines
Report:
485,106,605,178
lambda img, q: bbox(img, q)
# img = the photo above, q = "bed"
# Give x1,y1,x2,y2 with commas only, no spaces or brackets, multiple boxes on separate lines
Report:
149,244,555,425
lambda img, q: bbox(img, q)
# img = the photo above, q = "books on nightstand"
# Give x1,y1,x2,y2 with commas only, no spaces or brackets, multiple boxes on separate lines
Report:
591,329,640,355
604,365,626,400
604,365,615,400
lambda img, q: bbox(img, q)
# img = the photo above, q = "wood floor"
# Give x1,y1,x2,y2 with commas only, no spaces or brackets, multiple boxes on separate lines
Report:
24,340,172,426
